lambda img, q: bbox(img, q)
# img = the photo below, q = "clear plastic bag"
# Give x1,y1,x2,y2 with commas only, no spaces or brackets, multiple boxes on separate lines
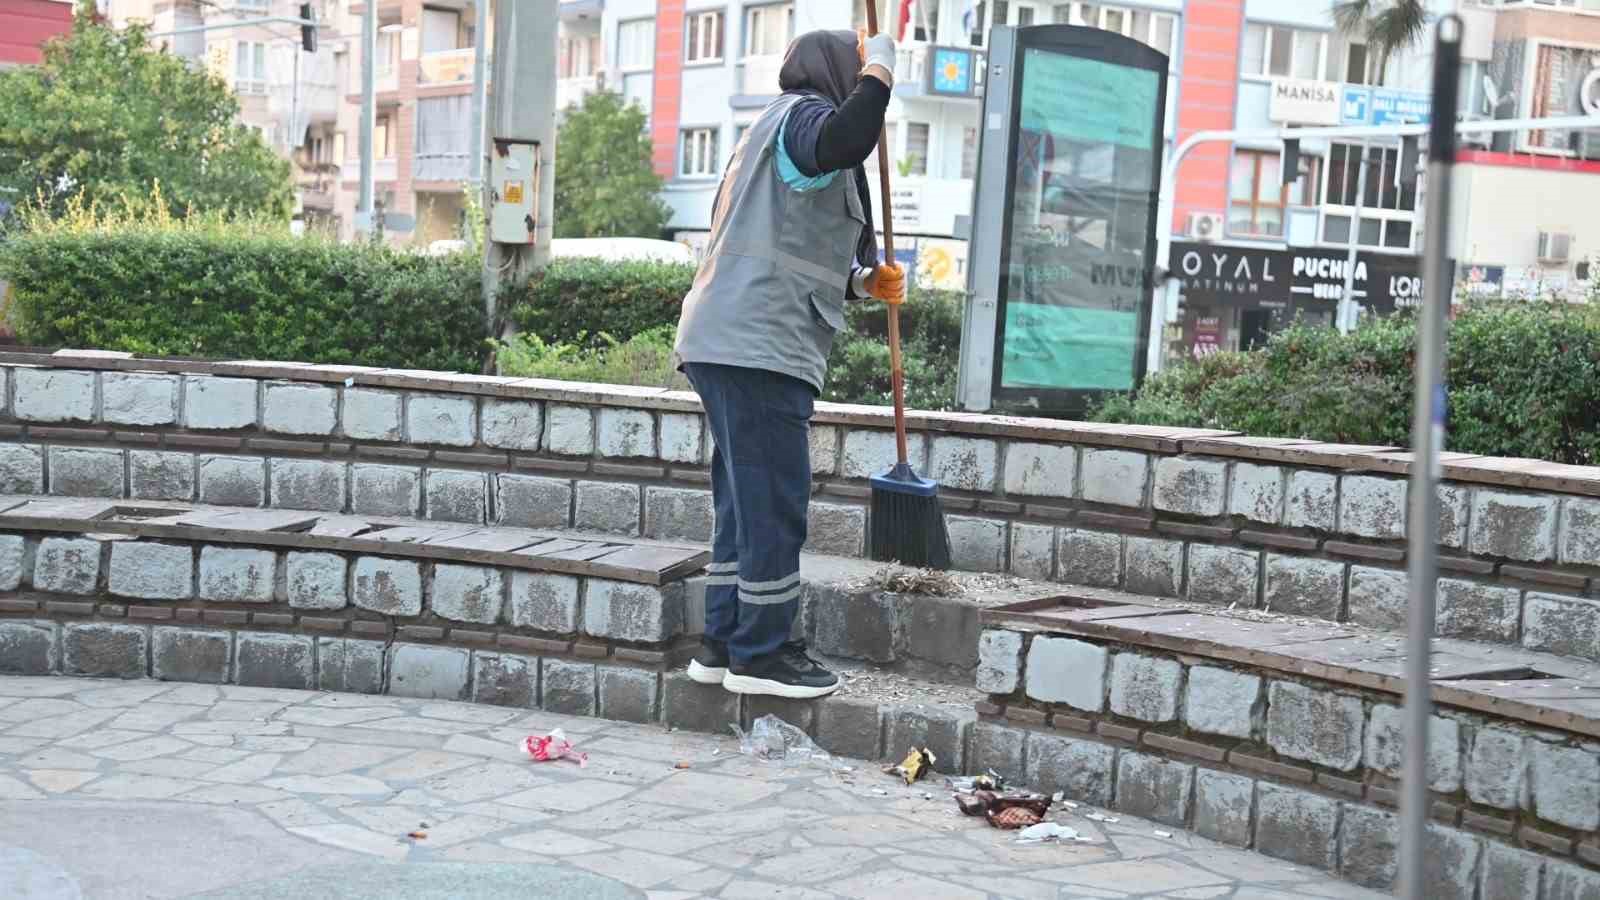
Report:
730,714,840,770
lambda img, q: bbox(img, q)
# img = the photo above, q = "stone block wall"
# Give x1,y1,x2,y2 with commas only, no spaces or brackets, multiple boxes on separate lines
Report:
973,623,1600,896
3,352,1600,660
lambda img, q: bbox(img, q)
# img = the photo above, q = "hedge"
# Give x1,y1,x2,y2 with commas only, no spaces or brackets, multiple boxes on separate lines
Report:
507,257,696,347
1094,303,1600,466
0,211,486,373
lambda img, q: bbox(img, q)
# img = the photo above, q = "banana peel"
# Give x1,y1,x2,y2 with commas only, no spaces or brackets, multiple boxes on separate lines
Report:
883,747,936,785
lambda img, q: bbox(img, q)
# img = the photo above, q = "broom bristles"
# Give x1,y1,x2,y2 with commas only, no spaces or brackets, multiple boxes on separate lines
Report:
869,463,952,569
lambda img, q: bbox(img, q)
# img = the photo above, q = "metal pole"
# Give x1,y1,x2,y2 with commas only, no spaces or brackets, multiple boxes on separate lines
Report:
1340,142,1371,333
358,0,375,235
1399,16,1462,900
469,0,489,185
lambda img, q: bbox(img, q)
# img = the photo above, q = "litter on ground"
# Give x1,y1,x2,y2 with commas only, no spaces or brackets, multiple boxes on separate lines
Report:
521,729,588,767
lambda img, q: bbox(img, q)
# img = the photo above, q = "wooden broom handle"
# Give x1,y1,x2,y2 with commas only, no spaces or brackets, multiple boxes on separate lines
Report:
864,0,908,467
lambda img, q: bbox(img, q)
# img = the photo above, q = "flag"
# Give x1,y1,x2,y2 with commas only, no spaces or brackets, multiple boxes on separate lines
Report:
897,0,913,40
961,0,978,34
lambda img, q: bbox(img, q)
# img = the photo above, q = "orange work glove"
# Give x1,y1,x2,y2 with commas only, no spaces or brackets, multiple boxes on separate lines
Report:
864,263,906,305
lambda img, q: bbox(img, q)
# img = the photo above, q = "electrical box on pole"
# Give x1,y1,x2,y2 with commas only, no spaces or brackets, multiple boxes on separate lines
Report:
489,139,540,245
299,3,316,52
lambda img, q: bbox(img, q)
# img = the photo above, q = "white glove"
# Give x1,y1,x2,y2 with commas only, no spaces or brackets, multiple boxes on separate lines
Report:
863,33,896,76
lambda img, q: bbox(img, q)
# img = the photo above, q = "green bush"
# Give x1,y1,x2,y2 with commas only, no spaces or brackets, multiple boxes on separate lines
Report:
0,205,486,373
1094,302,1600,466
507,257,696,347
495,325,689,390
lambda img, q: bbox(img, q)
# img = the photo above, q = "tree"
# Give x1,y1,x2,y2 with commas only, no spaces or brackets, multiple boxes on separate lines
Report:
1332,0,1428,86
0,8,293,220
553,91,671,239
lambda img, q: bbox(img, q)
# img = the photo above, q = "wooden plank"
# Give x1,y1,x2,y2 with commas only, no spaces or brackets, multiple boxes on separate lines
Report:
368,525,480,545
539,542,627,563
427,530,554,554
513,539,590,559
581,544,712,584
4,499,118,522
308,516,379,538
173,509,321,532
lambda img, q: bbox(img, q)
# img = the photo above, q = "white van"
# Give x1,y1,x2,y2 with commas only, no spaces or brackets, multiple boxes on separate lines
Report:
425,237,695,265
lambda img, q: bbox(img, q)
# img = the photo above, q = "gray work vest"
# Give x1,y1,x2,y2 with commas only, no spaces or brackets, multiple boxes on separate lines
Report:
673,92,867,393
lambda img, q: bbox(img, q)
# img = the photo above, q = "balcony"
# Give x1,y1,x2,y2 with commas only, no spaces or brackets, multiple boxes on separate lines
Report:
893,43,985,102
730,55,784,109
557,73,603,111
419,48,478,86
559,0,604,22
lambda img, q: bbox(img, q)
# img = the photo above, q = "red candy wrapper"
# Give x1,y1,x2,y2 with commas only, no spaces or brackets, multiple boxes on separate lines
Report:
522,728,588,767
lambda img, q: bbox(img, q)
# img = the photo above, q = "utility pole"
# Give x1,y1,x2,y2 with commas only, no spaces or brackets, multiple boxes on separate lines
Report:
481,0,559,333
1339,143,1372,333
358,0,376,237
469,0,489,185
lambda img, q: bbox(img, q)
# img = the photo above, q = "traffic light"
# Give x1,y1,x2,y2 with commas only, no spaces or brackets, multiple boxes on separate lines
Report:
1281,137,1302,186
300,3,317,53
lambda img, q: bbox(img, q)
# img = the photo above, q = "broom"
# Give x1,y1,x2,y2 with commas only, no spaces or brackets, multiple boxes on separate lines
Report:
863,0,951,570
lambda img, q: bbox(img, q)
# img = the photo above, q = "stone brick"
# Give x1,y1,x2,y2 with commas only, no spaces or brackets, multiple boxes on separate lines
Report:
48,447,124,498
353,557,423,616
1438,483,1470,550
1153,457,1227,517
271,458,346,512
102,373,178,426
340,389,401,441
596,666,658,724
472,652,537,708
1469,489,1558,562
1025,732,1115,806
1123,536,1181,597
1479,842,1543,900
63,623,147,678
544,405,595,456
1185,544,1258,606
945,516,1005,573
1108,653,1181,723
1546,862,1600,900
809,584,895,664
1114,751,1193,827
198,455,266,507
1080,449,1148,508
596,408,655,458
928,436,998,493
198,547,276,604
1025,636,1106,711
969,721,1026,785
812,695,882,759
405,394,477,447
1183,666,1260,739
1263,555,1344,619
0,444,44,493
317,638,385,694
886,705,973,774
1266,681,1363,771
573,480,639,535
349,464,419,517
584,580,682,643
1193,769,1254,847
1523,593,1600,660
0,621,57,675
234,633,313,690
841,429,927,480
1465,727,1526,811
1531,741,1600,831
1002,442,1075,498
1285,470,1338,531
644,487,714,542
34,537,101,595
430,564,505,625
15,368,94,422
495,474,572,529
387,643,470,700
804,501,865,558
285,552,348,610
509,572,579,633
896,593,978,673
1435,578,1520,642
975,629,1023,695
1228,462,1284,524
1057,529,1121,588
1345,566,1408,630
128,450,194,501
1337,804,1398,889
1005,523,1054,581
1561,496,1600,568
1255,784,1339,871
0,535,23,592
644,412,699,465
1364,703,1461,793
1339,475,1407,540
109,542,193,600
425,469,488,524
481,398,542,451
182,376,257,430
797,424,837,477
262,383,337,436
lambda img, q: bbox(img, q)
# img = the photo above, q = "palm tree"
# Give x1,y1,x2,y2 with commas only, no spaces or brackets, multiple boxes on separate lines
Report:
1331,0,1428,86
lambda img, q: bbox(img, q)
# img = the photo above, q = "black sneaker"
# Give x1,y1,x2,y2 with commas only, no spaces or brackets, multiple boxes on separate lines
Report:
724,641,839,699
687,637,729,685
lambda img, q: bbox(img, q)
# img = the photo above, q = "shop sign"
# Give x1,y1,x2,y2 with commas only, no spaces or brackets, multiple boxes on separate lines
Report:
1341,85,1431,126
1191,316,1223,358
1269,78,1342,125
1290,248,1424,310
1171,242,1289,303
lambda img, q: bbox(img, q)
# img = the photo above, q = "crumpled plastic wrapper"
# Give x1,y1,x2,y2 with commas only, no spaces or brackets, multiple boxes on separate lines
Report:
884,748,937,785
522,728,588,767
731,715,841,770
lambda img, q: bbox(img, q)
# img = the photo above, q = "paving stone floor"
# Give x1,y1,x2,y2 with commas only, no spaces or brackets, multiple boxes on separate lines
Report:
0,676,1385,900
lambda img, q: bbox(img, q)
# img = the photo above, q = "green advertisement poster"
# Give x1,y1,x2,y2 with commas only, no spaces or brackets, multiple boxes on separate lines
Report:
1002,304,1140,391
1019,49,1159,150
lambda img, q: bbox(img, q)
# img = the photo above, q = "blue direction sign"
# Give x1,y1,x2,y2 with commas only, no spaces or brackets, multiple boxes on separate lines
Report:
1341,85,1430,125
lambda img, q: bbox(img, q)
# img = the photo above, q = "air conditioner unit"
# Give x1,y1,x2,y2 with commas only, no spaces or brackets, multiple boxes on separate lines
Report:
1188,212,1225,242
1539,231,1573,265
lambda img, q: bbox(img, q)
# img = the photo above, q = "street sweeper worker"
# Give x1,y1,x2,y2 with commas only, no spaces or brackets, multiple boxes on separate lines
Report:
673,29,905,700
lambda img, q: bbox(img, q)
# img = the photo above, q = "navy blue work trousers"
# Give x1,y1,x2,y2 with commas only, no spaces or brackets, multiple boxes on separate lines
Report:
682,362,812,665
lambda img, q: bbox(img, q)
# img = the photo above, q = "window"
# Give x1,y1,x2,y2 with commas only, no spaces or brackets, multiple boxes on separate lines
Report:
617,19,655,72
960,126,979,179
745,4,793,57
375,113,394,159
376,29,398,75
686,11,724,63
1322,143,1417,249
1342,39,1373,85
1049,4,1178,58
421,7,462,54
237,0,268,9
912,1,939,42
234,41,267,94
681,128,720,176
905,122,930,176
559,36,599,78
1228,149,1319,238
1242,24,1328,80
